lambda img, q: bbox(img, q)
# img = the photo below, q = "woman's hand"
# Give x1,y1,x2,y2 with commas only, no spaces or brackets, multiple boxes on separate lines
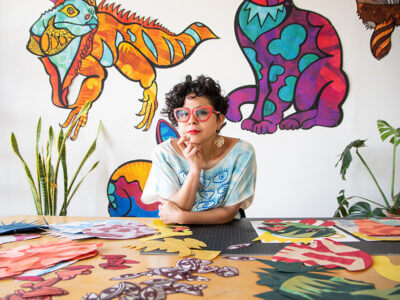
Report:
158,199,185,224
177,135,204,171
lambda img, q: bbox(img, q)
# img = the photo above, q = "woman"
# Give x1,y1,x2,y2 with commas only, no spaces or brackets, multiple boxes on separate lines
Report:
141,75,256,224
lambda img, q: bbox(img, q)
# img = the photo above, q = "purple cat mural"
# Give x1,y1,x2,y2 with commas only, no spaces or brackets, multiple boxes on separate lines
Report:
227,0,349,134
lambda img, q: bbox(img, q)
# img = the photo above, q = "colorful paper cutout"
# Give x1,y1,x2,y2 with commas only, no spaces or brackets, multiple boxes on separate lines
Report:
355,219,400,236
373,256,400,283
141,220,193,241
99,255,139,270
4,265,93,299
0,220,48,235
0,240,101,278
104,257,238,298
254,259,400,299
129,237,220,259
272,238,373,271
223,256,257,261
15,260,78,281
226,243,252,250
82,221,156,239
252,219,358,243
0,233,40,246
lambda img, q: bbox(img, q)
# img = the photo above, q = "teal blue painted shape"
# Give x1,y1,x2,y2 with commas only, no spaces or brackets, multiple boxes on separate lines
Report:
108,182,116,194
268,24,306,60
177,40,186,56
239,1,286,43
269,65,285,83
184,27,200,44
115,30,124,48
142,31,158,60
243,47,263,80
127,29,136,43
298,53,320,72
49,37,81,83
263,100,276,117
163,37,175,64
278,76,297,102
100,40,114,67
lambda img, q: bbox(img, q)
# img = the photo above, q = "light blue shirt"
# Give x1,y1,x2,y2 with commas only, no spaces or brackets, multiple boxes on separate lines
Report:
142,139,256,211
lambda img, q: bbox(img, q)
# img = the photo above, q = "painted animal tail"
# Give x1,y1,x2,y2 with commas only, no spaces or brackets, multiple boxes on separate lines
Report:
370,17,395,60
144,23,218,67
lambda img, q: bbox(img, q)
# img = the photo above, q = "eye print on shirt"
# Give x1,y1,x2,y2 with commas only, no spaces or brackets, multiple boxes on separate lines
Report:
217,183,228,195
213,170,228,183
178,170,187,184
199,189,214,199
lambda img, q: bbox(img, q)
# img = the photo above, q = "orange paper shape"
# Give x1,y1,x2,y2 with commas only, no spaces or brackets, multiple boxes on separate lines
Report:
0,240,102,279
355,219,400,236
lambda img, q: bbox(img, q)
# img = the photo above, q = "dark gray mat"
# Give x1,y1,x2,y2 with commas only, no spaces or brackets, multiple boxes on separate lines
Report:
141,218,400,255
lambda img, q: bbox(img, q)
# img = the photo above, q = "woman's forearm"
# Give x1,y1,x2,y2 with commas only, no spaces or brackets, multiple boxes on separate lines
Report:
177,203,241,225
168,169,201,211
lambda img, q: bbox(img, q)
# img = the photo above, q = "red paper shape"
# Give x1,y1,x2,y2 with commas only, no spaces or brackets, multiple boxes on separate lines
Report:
272,238,372,271
0,240,101,278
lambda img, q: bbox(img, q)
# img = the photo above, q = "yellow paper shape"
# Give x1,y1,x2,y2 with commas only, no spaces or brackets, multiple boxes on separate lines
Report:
254,231,313,244
192,250,221,260
141,220,193,241
164,238,192,256
183,238,207,249
373,256,400,282
353,232,400,241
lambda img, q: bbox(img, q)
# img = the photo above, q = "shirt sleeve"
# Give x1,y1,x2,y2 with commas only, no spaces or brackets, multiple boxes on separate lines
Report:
141,143,181,204
224,142,257,209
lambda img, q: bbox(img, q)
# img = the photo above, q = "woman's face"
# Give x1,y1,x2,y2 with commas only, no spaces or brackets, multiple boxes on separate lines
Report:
176,94,224,145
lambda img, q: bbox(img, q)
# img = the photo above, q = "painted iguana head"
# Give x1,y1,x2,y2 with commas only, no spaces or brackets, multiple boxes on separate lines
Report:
28,0,98,56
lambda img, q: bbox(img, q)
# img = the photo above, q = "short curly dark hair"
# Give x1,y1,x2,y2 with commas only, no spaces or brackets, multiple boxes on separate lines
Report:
161,75,229,127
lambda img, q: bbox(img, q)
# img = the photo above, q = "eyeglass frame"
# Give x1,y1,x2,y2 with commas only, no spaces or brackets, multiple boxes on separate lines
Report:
173,106,220,123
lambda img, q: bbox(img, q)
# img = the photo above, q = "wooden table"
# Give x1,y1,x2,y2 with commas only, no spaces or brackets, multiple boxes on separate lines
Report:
0,215,399,299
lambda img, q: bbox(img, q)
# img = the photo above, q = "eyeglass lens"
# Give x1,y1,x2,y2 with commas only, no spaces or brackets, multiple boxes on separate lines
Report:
175,107,212,122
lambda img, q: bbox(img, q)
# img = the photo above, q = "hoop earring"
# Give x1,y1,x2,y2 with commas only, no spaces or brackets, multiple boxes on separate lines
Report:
215,135,225,148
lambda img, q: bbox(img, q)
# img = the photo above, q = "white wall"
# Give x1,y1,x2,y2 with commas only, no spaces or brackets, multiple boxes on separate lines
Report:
0,0,399,217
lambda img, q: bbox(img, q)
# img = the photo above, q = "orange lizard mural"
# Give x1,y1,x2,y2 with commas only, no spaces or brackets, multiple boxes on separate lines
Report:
27,0,217,139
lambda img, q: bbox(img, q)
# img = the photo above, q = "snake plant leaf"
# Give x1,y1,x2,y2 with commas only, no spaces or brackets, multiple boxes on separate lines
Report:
377,120,400,146
392,193,400,212
58,129,68,209
61,160,99,216
336,139,366,180
10,132,41,214
67,122,101,195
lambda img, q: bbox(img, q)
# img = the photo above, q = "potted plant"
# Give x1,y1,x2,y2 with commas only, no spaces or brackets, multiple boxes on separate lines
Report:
334,120,400,217
10,102,101,216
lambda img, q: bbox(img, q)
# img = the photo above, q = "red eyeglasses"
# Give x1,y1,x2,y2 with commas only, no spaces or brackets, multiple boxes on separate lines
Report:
173,106,219,123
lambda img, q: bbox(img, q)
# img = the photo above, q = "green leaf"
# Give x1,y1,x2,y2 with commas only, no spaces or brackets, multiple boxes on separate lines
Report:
336,139,366,180
347,201,372,217
377,120,400,146
11,132,42,214
334,190,349,217
371,207,386,217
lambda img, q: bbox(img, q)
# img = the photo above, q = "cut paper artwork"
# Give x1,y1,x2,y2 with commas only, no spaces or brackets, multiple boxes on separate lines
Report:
356,0,400,60
335,218,400,241
0,240,101,278
373,256,400,283
27,0,217,139
227,0,348,135
252,219,358,243
254,259,400,299
0,234,40,246
128,237,221,260
46,219,156,240
91,257,239,299
0,220,48,235
3,265,94,299
271,238,373,271
99,255,139,270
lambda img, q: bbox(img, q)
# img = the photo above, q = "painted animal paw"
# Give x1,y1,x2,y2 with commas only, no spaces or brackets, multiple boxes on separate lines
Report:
136,82,157,131
61,106,89,140
242,119,277,134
